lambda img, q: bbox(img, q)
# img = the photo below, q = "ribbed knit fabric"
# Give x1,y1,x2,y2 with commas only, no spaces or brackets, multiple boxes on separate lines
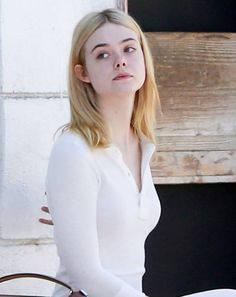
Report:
46,131,161,297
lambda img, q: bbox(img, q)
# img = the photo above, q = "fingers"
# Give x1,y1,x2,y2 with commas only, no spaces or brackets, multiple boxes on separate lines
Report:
39,193,54,225
38,218,54,226
41,206,50,214
39,206,54,225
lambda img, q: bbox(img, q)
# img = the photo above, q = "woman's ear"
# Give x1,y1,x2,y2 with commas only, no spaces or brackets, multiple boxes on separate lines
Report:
74,64,91,83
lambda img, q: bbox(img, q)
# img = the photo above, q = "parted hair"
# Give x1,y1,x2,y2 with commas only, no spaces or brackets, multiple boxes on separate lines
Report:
62,8,161,148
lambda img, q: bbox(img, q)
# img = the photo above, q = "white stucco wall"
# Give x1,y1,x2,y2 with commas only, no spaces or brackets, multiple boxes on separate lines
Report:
0,0,116,294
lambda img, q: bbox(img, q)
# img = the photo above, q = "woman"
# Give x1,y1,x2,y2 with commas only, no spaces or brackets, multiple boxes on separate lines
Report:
44,7,161,297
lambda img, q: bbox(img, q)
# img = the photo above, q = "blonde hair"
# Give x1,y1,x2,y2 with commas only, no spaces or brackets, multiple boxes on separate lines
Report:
62,8,161,148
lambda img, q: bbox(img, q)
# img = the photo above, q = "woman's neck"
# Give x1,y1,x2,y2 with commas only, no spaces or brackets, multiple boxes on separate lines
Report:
98,93,137,149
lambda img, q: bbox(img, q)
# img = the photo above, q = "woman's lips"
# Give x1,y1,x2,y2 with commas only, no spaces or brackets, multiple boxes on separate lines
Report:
113,73,133,80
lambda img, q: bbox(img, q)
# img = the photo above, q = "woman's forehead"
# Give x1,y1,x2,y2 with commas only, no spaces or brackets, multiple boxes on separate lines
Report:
84,23,139,52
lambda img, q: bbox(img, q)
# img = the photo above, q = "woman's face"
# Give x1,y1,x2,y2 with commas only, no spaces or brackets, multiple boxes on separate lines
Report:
78,22,146,99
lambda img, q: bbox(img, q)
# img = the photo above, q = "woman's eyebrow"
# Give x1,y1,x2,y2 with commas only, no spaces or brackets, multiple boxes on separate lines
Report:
91,38,138,53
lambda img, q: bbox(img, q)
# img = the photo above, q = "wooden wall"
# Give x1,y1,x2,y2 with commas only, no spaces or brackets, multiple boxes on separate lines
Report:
116,1,236,184
146,32,236,184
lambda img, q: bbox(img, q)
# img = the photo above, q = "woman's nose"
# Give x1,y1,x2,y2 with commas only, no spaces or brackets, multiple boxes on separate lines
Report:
115,61,127,69
114,56,127,69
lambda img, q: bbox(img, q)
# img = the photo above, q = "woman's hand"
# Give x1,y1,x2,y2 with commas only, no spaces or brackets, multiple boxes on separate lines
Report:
39,206,54,226
39,192,54,225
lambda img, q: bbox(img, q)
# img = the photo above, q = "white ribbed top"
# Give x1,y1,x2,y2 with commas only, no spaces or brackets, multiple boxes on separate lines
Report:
46,131,161,297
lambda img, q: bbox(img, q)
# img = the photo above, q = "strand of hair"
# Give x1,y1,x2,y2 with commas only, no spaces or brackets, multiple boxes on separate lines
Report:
116,0,128,13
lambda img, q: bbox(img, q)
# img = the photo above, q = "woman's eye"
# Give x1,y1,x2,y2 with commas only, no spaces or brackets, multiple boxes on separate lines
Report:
97,53,109,59
125,47,136,53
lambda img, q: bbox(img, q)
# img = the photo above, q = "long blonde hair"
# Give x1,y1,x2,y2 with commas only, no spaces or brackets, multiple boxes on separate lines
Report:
63,8,160,148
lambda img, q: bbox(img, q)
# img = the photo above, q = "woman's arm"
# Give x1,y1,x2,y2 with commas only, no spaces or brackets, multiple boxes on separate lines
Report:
46,136,147,297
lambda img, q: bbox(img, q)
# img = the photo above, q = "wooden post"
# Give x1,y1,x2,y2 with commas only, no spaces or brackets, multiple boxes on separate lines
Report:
116,0,128,13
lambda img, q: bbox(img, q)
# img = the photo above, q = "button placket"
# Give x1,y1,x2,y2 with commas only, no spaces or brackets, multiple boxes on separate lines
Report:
138,190,149,220
109,146,141,193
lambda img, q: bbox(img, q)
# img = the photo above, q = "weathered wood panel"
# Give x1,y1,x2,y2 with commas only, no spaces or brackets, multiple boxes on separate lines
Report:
145,33,236,183
156,136,236,151
151,150,236,184
151,151,236,176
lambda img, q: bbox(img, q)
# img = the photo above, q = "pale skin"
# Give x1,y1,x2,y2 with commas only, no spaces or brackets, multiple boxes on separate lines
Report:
79,22,145,192
40,23,146,227
39,21,146,297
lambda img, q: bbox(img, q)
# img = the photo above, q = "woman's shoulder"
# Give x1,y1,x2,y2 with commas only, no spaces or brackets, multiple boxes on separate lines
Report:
51,130,92,158
46,130,101,189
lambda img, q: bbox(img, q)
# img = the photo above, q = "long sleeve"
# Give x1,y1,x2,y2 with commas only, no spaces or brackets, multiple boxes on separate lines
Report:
46,134,148,297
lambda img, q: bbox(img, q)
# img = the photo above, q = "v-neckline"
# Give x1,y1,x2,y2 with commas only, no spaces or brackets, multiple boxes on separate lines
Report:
123,142,142,194
106,139,156,194
110,141,143,194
